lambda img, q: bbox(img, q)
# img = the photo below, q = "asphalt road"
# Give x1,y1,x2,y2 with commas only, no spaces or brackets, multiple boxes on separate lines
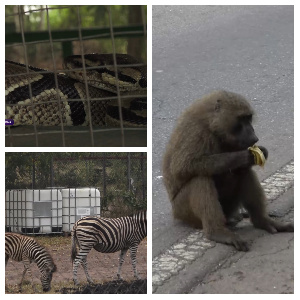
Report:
152,6,294,258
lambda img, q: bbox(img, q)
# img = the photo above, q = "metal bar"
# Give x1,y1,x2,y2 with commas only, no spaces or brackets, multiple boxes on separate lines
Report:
6,26,146,44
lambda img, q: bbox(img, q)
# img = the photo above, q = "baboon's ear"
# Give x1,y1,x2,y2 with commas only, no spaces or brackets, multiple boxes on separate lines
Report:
215,99,221,111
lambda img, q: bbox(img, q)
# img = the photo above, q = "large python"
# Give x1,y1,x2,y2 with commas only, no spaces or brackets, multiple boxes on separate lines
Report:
5,54,147,127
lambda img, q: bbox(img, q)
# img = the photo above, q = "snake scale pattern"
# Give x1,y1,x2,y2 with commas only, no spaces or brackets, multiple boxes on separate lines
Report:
5,54,147,127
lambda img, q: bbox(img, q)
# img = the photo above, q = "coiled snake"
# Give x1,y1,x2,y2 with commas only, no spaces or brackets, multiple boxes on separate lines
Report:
5,54,147,127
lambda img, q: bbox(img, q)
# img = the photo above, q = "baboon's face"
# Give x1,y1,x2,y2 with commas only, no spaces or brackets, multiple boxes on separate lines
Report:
207,93,257,152
226,114,258,150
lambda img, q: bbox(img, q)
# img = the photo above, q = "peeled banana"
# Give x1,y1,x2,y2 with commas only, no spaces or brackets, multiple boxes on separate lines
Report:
248,145,266,167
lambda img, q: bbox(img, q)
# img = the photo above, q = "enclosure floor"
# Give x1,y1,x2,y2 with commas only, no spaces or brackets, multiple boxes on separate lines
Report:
5,126,147,147
5,237,147,287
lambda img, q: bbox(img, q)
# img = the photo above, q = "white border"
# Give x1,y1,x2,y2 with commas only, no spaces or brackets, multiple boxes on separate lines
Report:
2,1,298,298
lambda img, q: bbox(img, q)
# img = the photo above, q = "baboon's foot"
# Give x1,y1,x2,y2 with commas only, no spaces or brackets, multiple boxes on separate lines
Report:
207,230,249,252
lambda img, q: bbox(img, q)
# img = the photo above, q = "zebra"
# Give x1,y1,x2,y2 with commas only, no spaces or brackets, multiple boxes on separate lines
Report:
71,210,147,285
5,232,57,292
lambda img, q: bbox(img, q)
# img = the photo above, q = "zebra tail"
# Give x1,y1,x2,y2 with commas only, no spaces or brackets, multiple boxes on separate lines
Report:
71,229,78,262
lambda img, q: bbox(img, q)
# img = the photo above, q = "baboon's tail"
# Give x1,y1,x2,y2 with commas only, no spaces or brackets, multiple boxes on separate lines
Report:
71,229,78,262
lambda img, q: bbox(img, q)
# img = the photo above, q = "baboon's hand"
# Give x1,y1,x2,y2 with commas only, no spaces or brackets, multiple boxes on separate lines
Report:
279,222,294,232
251,217,294,234
253,219,277,234
263,218,294,233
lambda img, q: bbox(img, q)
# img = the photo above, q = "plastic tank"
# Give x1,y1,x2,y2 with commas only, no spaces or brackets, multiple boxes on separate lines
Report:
61,188,101,232
5,189,62,234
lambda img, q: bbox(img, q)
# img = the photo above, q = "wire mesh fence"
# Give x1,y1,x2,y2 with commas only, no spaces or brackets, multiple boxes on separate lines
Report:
5,152,147,294
5,5,147,147
6,152,147,218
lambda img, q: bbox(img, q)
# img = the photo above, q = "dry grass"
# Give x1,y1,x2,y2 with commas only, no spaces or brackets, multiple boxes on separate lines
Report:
34,234,71,248
5,281,75,294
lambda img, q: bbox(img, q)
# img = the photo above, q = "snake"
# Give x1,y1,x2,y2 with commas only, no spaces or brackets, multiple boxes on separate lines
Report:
5,54,147,127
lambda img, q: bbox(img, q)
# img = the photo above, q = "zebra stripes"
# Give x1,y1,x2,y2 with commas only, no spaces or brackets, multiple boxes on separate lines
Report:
71,210,147,285
5,232,57,292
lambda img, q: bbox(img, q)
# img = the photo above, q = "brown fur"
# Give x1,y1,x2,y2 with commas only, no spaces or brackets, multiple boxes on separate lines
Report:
163,90,293,251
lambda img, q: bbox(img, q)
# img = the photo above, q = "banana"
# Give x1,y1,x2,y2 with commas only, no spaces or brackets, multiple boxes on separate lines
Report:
248,145,266,167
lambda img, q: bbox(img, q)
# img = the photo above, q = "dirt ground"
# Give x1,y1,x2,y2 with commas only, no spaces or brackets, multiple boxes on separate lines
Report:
5,235,147,294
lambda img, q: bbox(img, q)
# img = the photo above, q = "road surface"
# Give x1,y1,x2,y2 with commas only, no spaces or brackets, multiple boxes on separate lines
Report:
152,5,294,294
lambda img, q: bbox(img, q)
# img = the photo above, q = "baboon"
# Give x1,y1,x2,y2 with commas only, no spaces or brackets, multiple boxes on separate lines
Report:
162,90,294,251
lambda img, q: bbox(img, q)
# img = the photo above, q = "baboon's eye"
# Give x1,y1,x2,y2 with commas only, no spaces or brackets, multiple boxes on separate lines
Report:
239,114,252,123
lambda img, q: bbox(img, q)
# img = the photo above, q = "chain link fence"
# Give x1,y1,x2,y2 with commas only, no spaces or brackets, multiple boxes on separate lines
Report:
5,152,147,294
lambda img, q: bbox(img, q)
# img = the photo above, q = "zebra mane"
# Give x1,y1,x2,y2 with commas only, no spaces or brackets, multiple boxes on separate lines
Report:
34,239,57,271
128,210,147,218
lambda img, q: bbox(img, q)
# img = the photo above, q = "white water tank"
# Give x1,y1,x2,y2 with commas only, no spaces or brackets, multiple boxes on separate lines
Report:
61,188,101,232
5,189,62,234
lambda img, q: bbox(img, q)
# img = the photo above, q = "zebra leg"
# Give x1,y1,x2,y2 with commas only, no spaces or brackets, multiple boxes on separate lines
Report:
117,248,128,280
21,258,36,293
81,257,94,285
5,254,9,291
129,245,141,280
73,247,93,285
72,257,81,286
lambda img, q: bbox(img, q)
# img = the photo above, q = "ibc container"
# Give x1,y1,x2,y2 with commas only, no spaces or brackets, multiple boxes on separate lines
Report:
5,189,62,234
61,187,100,232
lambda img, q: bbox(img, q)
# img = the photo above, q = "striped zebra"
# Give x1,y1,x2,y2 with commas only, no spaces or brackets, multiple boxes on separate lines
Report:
5,232,57,292
71,210,147,285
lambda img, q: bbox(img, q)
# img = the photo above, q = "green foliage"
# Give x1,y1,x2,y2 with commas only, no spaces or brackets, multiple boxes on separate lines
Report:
5,5,147,31
123,190,147,210
5,153,53,189
5,153,147,212
5,5,147,64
